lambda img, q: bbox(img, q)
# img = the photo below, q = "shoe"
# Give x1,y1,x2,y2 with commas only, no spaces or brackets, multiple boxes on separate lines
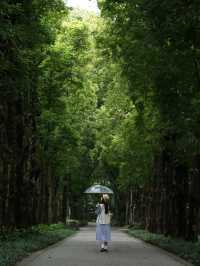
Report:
100,244,104,251
104,246,108,252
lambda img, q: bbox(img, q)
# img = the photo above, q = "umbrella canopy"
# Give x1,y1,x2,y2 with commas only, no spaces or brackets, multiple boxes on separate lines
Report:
84,184,114,194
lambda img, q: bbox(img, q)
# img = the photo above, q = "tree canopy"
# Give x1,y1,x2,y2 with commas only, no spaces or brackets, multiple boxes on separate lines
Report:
1,0,200,241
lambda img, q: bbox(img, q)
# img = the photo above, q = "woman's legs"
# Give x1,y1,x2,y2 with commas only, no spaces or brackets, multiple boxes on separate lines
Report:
100,241,108,252
104,241,108,251
97,224,110,251
100,241,104,251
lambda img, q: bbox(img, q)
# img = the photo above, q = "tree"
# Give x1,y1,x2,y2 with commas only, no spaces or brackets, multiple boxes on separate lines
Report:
38,10,98,223
0,0,66,229
97,0,200,240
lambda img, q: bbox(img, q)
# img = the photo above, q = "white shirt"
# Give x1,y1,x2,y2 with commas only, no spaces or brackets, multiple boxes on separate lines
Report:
96,204,111,224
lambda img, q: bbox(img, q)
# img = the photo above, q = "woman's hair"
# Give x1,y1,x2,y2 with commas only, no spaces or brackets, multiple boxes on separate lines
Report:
101,197,109,214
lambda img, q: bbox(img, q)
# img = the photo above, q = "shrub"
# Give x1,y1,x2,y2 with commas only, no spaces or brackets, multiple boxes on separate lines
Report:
128,229,200,266
0,224,75,266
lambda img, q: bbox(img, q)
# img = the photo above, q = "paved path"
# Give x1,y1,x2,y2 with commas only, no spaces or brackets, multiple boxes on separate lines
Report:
17,224,191,266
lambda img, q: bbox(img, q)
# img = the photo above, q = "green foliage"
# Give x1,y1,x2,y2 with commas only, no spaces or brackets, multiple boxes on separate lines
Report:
2,0,199,242
128,228,200,266
0,224,75,266
89,11,155,193
98,0,200,158
0,0,68,228
37,9,99,220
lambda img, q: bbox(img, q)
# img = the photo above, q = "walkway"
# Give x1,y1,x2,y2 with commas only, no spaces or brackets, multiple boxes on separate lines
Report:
17,224,191,266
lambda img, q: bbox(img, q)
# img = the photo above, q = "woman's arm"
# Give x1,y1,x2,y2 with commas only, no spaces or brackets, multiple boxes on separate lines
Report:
95,203,101,215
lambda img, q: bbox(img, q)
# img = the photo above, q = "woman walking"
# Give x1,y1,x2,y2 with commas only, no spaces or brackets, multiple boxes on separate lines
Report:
95,194,111,252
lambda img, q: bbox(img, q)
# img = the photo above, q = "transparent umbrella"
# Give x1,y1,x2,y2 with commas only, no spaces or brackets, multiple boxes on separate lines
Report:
84,184,114,194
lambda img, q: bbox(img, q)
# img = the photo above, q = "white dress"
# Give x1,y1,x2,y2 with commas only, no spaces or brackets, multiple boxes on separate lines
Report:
96,204,111,241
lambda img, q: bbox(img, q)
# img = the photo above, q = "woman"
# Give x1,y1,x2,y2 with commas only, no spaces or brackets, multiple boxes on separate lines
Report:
95,194,111,252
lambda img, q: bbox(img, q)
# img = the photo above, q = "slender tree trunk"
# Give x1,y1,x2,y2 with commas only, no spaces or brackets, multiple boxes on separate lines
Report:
47,165,53,223
62,184,67,223
186,154,200,241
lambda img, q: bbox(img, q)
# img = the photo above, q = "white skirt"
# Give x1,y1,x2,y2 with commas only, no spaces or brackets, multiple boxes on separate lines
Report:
96,224,111,241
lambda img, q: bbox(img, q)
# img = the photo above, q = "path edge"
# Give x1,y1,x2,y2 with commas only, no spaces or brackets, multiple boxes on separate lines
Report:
16,231,77,266
121,229,193,266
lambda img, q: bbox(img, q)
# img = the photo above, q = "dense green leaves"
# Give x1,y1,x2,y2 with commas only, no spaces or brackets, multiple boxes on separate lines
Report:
0,0,67,228
1,0,200,242
97,0,200,239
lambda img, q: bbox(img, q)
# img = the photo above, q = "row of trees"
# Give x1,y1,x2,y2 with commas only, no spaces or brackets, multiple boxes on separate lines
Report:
1,0,199,242
94,0,200,241
0,0,64,229
0,1,97,230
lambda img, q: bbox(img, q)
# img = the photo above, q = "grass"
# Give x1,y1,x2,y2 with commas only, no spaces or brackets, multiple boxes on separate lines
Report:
0,223,76,266
128,227,200,266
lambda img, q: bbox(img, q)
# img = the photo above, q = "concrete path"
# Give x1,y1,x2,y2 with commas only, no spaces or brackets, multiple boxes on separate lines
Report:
17,224,191,266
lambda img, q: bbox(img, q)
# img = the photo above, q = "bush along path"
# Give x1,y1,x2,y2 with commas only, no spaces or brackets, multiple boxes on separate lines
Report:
0,224,75,266
17,224,190,266
128,227,199,266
